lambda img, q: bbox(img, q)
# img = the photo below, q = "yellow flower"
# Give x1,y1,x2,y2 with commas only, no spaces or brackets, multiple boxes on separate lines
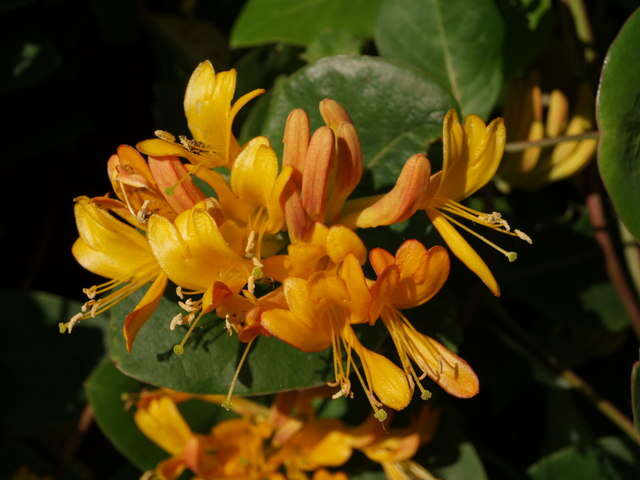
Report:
137,61,264,169
421,109,531,296
63,196,168,352
369,241,479,400
499,78,597,190
281,100,428,241
191,136,293,264
146,199,253,354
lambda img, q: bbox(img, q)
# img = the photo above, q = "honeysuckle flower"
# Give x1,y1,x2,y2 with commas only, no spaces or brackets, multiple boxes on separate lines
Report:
137,60,265,169
369,240,479,399
191,136,293,267
146,199,253,354
259,268,412,418
499,78,597,190
281,100,428,241
62,196,168,352
102,144,206,226
420,109,531,296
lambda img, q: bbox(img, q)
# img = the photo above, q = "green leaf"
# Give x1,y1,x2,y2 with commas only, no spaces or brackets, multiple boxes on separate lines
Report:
597,8,640,239
108,290,333,395
231,0,382,47
303,30,364,63
85,360,165,470
632,360,640,432
258,55,454,190
424,410,488,480
375,0,504,118
528,437,640,480
0,289,105,432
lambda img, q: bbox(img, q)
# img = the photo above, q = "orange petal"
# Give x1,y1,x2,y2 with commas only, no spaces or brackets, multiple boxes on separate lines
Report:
369,248,395,276
261,308,332,352
325,225,366,265
346,154,430,228
148,156,206,213
283,108,310,178
301,126,334,222
123,273,168,352
339,254,372,324
319,98,352,128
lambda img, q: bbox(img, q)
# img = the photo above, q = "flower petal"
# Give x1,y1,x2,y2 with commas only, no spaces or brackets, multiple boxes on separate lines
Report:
123,272,168,352
148,156,206,213
427,209,499,296
230,137,277,209
301,126,334,222
134,397,192,456
261,308,332,352
325,225,366,265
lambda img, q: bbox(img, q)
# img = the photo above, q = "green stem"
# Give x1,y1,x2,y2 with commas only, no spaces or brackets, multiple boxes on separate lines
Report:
504,131,599,152
562,0,596,63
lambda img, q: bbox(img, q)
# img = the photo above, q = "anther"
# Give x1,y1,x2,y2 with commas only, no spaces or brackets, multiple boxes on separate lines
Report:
136,200,152,224
83,286,97,299
169,314,184,331
515,229,532,244
374,409,388,422
154,130,176,142
176,286,184,300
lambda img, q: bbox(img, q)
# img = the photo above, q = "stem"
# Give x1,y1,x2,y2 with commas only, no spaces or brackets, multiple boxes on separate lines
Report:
504,131,599,152
57,405,94,474
585,178,640,339
562,0,596,63
484,296,640,446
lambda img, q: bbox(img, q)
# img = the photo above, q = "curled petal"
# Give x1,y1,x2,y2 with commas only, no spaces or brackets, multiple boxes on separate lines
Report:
301,126,334,222
123,273,168,352
148,156,206,213
341,154,430,228
339,254,372,324
426,209,499,296
325,225,366,265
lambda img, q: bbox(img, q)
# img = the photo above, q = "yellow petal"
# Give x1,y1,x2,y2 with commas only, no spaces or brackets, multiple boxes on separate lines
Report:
427,209,499,296
73,197,155,277
363,433,420,464
325,225,366,265
261,308,332,352
137,138,190,158
230,137,277,209
134,397,192,456
123,273,168,352
369,248,395,276
230,88,266,125
339,254,372,324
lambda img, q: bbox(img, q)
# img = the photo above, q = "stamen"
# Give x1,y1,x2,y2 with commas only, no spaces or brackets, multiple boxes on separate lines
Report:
244,230,257,258
222,338,255,410
169,313,184,331
136,199,152,224
224,314,234,336
173,306,207,355
438,211,519,261
176,286,184,300
83,286,97,299
515,229,533,244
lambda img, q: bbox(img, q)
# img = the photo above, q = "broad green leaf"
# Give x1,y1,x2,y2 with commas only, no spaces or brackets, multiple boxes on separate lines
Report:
231,0,382,47
632,361,640,432
303,30,364,63
258,55,454,189
85,360,165,470
597,9,640,239
0,289,105,432
375,0,504,118
108,290,333,395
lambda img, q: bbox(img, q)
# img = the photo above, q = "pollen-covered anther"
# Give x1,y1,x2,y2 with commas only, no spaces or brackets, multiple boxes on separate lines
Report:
178,135,208,155
515,229,533,244
331,379,351,400
176,286,184,300
178,298,198,313
62,312,84,334
154,129,176,143
169,313,184,331
479,211,511,231
82,286,97,299
136,200,152,224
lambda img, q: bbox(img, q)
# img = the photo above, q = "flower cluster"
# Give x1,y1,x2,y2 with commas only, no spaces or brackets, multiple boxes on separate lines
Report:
498,75,597,191
63,60,531,418
132,388,440,480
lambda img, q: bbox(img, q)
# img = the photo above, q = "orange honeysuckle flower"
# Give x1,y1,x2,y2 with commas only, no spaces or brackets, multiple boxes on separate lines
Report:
421,109,531,296
281,100,428,241
137,61,264,169
499,78,597,190
146,199,253,355
102,144,206,226
259,268,412,418
369,240,479,400
62,196,168,353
